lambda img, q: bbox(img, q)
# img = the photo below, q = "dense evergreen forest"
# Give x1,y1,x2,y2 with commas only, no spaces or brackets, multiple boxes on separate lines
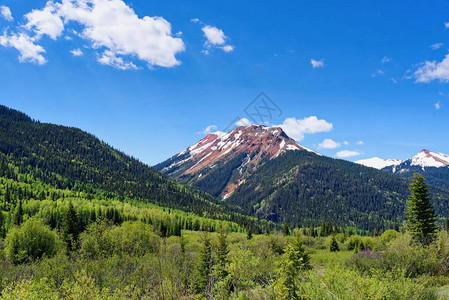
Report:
0,105,272,233
226,150,449,230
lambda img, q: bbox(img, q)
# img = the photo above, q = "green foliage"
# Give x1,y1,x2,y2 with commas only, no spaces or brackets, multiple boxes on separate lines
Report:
227,150,449,230
196,231,214,295
406,173,438,246
380,229,398,245
5,218,58,264
61,200,79,251
329,235,339,252
12,199,23,226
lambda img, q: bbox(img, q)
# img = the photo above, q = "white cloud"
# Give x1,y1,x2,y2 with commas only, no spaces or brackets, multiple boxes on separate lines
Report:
310,58,324,68
435,101,442,110
336,150,362,158
431,43,444,50
391,78,398,84
235,118,252,126
24,3,64,40
202,25,226,45
445,22,449,29
70,48,83,56
0,32,46,64
278,116,333,141
371,69,384,77
201,24,234,53
381,56,391,63
343,141,349,145
199,125,218,135
0,0,185,69
0,6,13,22
357,141,364,145
318,138,341,149
98,50,138,70
414,54,449,83
221,45,235,52
190,18,201,24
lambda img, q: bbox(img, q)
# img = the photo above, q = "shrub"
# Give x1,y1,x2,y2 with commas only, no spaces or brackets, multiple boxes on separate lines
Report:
5,219,59,264
380,229,398,245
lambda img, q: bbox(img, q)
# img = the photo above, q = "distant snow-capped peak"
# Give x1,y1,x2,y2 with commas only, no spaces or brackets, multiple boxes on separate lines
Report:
355,157,402,170
410,149,449,168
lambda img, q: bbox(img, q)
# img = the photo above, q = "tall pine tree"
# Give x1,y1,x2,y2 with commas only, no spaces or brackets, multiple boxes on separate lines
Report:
61,201,79,251
406,173,438,246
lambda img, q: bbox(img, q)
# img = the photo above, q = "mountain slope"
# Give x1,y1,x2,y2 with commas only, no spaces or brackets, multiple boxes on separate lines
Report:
0,105,269,230
158,126,449,230
382,150,449,190
155,125,317,199
226,150,449,230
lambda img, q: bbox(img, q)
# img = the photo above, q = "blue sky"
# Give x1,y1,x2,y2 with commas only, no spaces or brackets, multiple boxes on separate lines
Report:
1,0,449,165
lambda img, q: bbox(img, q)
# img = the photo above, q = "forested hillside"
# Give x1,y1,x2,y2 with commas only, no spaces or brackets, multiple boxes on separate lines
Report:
226,150,449,230
0,105,271,232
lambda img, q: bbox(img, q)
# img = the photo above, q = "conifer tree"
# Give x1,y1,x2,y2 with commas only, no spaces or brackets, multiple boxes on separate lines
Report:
445,217,449,232
196,231,214,295
0,211,5,238
61,201,79,251
283,223,290,236
215,226,229,280
329,235,339,252
246,228,253,240
406,173,438,246
12,199,23,226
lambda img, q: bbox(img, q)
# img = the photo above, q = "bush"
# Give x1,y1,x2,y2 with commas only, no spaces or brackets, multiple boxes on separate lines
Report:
380,229,398,245
5,219,59,264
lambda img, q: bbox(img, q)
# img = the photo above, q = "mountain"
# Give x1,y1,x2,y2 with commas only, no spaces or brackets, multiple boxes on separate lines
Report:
154,125,318,199
0,105,269,231
382,150,449,190
157,125,449,230
355,157,402,170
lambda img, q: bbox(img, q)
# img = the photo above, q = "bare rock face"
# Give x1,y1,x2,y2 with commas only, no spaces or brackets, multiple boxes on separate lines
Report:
155,125,317,198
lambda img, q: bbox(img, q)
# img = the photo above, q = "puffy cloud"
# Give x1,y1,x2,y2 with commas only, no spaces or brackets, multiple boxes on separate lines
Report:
0,0,185,69
318,138,341,149
197,22,234,54
278,116,333,141
202,25,226,45
0,6,13,22
235,118,252,126
336,150,362,158
435,101,442,110
445,22,449,29
414,54,449,83
431,43,444,50
24,3,64,40
199,125,218,135
310,58,324,68
0,32,46,64
70,48,83,56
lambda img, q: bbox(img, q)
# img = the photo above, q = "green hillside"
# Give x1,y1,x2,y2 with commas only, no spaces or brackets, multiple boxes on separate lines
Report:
226,150,449,230
0,105,272,232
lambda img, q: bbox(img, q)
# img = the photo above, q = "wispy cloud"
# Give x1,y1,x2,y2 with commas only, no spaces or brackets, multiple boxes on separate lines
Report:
435,101,442,110
414,54,449,83
0,6,13,22
199,125,218,135
371,69,384,77
336,150,362,158
70,48,83,57
431,43,444,50
199,23,235,54
381,56,391,63
310,58,325,68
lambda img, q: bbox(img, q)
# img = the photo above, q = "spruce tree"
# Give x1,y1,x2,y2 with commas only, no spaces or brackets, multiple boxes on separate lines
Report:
246,228,253,240
61,201,79,251
215,226,230,280
196,231,214,295
329,235,339,252
406,173,438,246
12,199,23,226
0,211,5,239
283,223,290,236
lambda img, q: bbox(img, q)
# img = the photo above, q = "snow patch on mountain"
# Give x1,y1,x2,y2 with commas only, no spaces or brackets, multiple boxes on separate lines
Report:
356,157,402,170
